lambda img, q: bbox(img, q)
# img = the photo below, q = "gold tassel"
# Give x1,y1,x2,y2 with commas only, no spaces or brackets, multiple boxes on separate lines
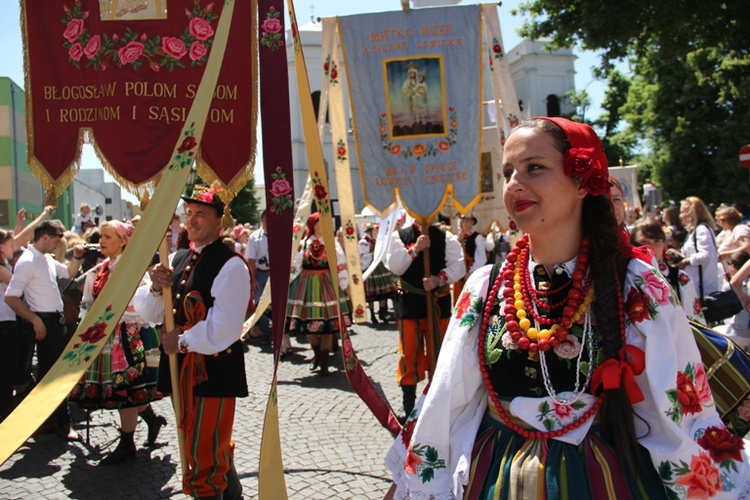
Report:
140,190,151,210
221,205,233,229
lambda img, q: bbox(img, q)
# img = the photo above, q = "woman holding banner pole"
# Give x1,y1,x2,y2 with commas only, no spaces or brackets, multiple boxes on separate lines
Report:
385,117,750,498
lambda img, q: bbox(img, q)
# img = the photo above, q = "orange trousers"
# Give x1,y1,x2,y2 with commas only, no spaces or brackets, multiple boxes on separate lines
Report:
397,317,450,386
182,396,236,498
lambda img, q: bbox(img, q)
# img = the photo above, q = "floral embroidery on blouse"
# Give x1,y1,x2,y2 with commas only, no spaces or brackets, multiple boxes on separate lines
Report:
454,289,483,328
665,362,713,424
405,443,446,483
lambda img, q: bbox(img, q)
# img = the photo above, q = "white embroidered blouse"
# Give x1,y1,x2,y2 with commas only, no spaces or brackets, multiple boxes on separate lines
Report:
386,258,750,499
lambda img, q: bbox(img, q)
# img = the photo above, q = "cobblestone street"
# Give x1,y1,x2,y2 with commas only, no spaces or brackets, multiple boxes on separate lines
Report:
0,321,408,499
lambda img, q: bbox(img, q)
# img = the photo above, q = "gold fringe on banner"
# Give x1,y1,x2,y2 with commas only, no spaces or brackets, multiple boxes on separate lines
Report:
21,0,257,206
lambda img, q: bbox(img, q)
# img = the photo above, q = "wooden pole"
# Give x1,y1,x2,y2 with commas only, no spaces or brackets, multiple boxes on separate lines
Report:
419,217,439,378
158,237,187,472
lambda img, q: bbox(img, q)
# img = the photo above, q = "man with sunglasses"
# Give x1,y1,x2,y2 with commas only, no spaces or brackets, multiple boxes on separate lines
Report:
5,219,84,441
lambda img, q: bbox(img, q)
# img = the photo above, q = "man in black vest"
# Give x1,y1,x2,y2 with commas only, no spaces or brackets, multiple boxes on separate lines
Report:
135,185,250,500
454,212,487,303
385,219,464,421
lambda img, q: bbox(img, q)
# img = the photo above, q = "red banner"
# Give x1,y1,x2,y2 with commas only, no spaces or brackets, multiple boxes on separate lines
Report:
22,0,256,197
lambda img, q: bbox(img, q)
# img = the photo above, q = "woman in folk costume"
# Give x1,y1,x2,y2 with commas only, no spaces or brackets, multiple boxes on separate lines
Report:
385,117,750,499
70,220,166,465
359,223,397,324
286,213,351,376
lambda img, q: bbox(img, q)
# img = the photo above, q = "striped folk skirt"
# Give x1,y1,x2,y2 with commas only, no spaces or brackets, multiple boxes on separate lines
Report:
464,412,667,500
364,262,397,301
286,268,351,334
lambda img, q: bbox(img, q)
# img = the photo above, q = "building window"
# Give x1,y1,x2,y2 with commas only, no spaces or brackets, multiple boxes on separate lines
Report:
546,94,560,117
105,198,112,204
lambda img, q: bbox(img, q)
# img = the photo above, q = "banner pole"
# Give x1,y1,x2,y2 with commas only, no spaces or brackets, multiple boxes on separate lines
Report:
158,236,187,473
420,216,438,378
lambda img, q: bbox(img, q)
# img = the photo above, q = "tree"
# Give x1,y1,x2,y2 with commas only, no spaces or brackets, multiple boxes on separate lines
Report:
192,173,261,225
514,0,750,203
229,175,261,225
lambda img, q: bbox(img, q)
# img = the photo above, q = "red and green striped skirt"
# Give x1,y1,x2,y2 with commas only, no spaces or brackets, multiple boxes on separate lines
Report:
464,412,667,500
286,269,351,334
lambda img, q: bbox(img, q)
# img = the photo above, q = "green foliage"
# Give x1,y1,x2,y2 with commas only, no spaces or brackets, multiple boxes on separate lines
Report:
515,0,750,203
229,176,261,225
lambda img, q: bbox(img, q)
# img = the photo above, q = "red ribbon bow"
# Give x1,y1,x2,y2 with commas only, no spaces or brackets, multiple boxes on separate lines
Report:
591,345,646,404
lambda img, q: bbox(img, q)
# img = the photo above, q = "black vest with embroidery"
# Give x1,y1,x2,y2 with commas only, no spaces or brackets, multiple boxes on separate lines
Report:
157,238,248,398
395,225,452,319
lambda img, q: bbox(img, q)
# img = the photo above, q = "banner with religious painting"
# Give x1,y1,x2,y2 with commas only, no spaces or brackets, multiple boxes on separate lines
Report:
22,0,256,201
337,5,483,221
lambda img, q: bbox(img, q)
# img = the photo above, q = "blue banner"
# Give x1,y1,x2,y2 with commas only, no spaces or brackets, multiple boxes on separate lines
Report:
338,5,482,220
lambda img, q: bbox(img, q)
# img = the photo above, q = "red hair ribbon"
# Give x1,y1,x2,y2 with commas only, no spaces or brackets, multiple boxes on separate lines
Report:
591,345,646,404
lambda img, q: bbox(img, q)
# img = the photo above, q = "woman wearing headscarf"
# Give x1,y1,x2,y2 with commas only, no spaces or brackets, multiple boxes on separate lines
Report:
286,213,351,376
385,118,749,498
70,220,166,465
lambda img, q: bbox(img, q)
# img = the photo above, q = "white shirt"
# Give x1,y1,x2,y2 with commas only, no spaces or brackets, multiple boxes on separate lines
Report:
0,264,16,321
134,245,251,355
244,228,269,271
462,232,487,274
385,226,465,284
5,246,69,313
718,224,750,256
681,224,722,297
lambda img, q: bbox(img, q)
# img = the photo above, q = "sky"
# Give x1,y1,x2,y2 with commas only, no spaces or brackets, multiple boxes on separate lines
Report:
0,0,611,196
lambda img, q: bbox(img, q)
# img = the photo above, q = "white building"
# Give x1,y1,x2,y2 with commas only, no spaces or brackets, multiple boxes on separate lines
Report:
73,169,131,222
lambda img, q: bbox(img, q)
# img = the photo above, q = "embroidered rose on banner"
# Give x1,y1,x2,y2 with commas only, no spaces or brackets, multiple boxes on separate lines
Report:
343,337,358,371
260,7,284,51
62,305,116,366
61,0,217,71
268,167,294,215
311,171,331,213
170,123,198,169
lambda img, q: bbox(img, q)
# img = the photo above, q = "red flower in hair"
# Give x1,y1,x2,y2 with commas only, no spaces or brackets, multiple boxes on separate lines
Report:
565,147,607,196
585,170,610,197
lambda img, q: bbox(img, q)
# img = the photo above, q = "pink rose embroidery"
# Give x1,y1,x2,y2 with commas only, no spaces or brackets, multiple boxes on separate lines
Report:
553,335,581,359
674,452,722,498
118,41,144,65
270,179,292,198
189,41,208,61
189,17,215,41
68,43,84,62
642,272,671,306
553,402,573,419
262,17,283,34
161,37,187,59
63,18,84,42
83,35,101,59
693,363,713,405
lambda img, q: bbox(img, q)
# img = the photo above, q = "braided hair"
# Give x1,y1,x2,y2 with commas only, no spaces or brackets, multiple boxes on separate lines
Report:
516,119,641,468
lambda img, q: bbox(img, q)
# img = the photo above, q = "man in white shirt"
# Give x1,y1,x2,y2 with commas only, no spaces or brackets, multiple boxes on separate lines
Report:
5,220,84,441
244,210,271,341
134,185,250,500
454,213,487,303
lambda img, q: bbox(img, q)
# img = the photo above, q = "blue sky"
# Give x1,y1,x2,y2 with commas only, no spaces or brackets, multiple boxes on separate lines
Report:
0,0,612,191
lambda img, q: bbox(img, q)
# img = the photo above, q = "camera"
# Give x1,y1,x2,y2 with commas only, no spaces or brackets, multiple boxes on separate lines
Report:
83,244,104,260
81,244,104,272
